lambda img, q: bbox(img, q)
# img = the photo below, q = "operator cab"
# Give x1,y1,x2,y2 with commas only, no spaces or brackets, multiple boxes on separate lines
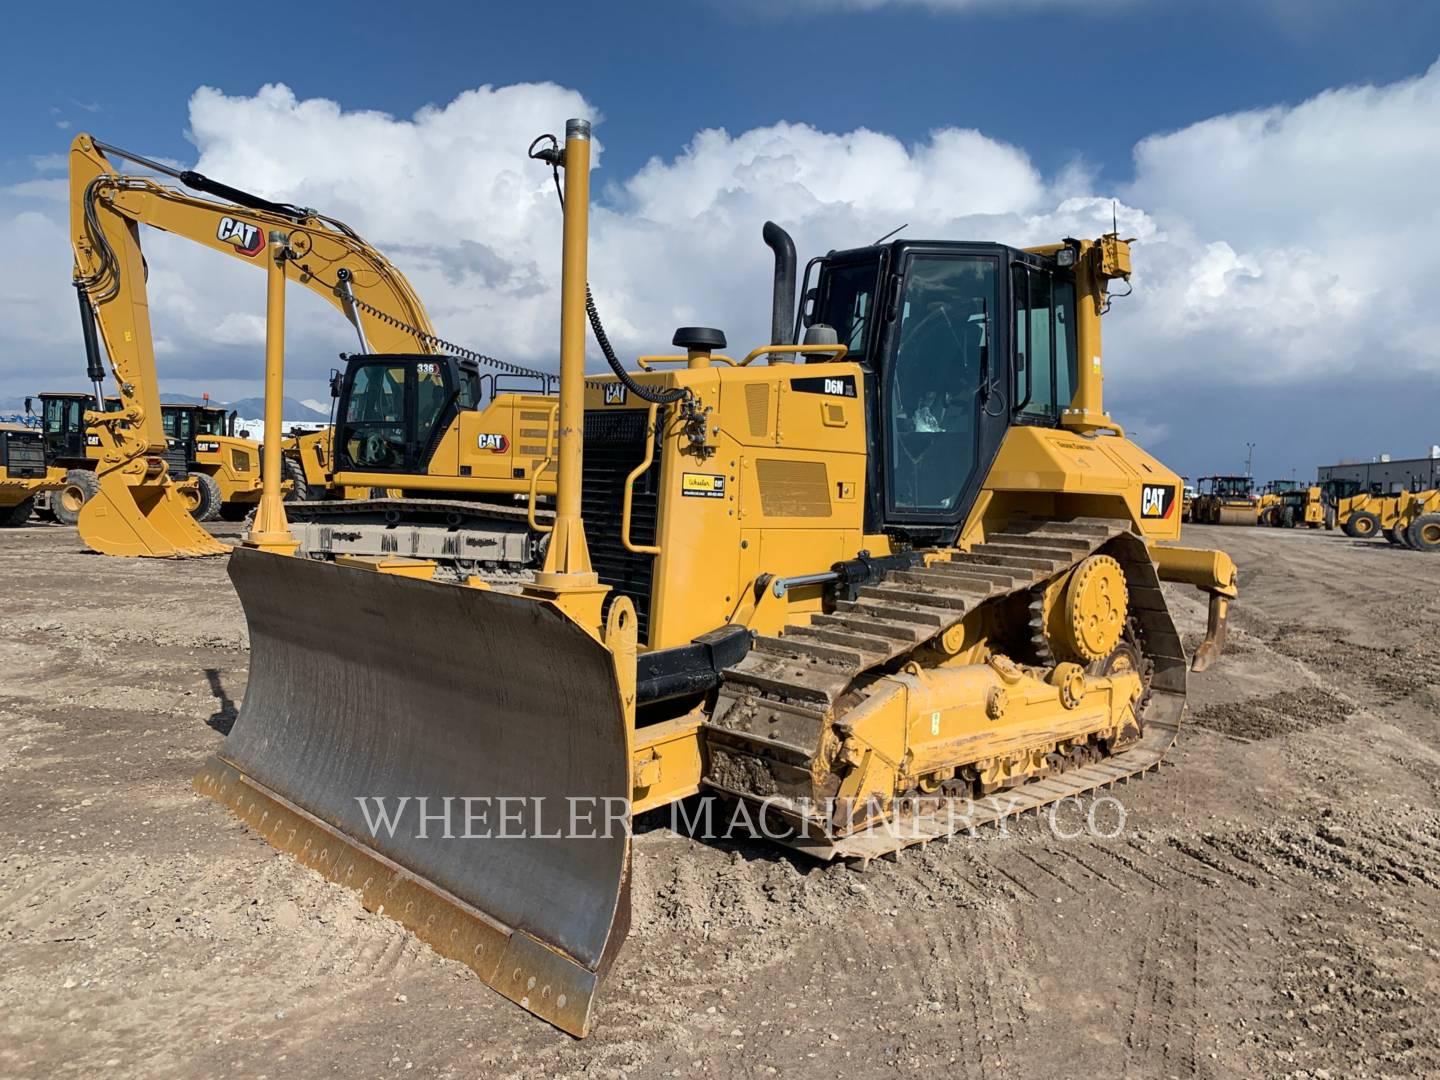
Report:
804,239,1079,541
333,354,517,473
32,392,94,464
1200,475,1255,499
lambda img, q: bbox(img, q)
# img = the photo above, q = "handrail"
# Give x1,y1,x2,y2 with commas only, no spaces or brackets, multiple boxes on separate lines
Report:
525,402,560,534
527,458,555,533
737,343,849,367
635,354,737,370
621,403,661,555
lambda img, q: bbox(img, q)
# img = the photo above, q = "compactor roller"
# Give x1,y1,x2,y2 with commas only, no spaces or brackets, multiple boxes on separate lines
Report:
197,118,1238,1036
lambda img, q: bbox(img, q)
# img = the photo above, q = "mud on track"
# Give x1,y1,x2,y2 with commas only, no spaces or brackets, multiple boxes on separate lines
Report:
1,520,1438,1078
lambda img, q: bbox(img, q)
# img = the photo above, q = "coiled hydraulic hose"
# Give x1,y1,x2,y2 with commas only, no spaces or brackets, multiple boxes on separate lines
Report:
528,133,687,406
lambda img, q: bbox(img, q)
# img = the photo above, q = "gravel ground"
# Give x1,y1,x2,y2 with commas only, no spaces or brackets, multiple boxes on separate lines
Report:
1,520,1437,1079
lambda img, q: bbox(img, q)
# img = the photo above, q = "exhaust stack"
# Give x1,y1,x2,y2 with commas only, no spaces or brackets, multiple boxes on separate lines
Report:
762,221,796,362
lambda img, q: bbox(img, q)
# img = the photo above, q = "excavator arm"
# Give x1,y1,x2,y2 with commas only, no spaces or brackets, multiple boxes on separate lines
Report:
67,132,438,555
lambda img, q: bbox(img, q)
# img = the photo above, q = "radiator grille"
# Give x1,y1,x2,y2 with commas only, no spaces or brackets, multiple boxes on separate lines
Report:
1,432,45,479
164,441,190,480
582,409,659,643
755,458,832,518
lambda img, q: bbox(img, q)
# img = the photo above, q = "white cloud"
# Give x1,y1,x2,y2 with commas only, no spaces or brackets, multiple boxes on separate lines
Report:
2,63,1438,443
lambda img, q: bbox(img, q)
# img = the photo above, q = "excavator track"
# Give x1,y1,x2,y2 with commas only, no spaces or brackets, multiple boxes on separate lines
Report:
705,517,1187,863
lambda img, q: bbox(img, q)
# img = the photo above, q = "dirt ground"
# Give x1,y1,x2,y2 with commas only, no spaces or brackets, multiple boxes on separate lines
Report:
2,520,1438,1079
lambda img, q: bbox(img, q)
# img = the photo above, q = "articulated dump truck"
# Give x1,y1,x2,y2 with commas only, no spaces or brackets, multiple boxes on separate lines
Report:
195,119,1239,1036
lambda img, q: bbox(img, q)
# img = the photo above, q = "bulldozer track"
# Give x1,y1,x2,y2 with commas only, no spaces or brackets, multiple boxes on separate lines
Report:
707,517,1188,863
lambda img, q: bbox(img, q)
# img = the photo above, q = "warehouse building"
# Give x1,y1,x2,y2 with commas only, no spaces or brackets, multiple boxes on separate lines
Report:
1318,450,1440,493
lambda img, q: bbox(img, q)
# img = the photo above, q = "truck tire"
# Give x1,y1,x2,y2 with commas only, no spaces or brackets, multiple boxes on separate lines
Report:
1,497,35,527
1347,511,1380,539
1279,506,1296,528
283,456,313,501
1384,525,1408,548
1408,513,1440,552
192,473,224,522
53,469,99,526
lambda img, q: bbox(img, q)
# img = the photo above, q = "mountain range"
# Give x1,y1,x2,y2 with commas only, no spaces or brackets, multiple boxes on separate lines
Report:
0,393,328,423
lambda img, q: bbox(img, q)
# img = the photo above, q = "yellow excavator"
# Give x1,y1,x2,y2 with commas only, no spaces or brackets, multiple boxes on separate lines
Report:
195,119,1239,1037
69,132,567,566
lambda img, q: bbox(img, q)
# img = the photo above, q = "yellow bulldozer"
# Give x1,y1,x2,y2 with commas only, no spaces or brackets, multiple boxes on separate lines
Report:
194,119,1239,1037
1191,474,1258,525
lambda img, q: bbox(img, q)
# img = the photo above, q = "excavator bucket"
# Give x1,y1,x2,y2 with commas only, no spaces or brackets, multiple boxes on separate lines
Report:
77,471,229,557
195,548,632,1036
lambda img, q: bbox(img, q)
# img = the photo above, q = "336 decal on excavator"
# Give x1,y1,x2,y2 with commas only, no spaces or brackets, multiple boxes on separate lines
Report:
216,216,265,257
1141,483,1177,519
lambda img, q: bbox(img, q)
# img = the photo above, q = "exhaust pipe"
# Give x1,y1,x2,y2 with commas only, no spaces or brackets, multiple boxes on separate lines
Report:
762,221,796,360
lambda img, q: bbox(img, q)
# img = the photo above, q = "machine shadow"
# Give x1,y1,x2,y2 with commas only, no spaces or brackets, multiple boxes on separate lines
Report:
203,667,238,734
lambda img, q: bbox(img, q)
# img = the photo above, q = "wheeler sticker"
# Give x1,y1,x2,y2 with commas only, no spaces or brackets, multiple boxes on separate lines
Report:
476,433,510,453
603,383,628,406
216,216,266,257
1140,483,1177,520
681,472,726,498
791,374,856,398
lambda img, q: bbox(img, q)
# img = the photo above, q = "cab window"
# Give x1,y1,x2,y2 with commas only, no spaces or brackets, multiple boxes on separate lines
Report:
344,362,408,469
414,362,450,450
817,261,878,360
1012,265,1077,422
888,255,997,514
43,397,80,435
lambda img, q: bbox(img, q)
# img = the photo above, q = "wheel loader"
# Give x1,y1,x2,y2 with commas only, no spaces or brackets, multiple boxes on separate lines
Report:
68,132,559,563
27,392,265,524
195,119,1239,1037
1384,488,1440,550
1337,486,1440,548
158,401,268,521
0,422,63,527
1191,474,1258,525
1259,482,1329,530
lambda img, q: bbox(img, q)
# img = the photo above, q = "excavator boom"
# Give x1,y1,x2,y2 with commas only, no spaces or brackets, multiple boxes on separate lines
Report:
67,132,439,556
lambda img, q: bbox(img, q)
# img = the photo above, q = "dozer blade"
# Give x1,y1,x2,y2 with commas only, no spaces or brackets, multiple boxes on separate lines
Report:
195,548,631,1036
77,471,229,557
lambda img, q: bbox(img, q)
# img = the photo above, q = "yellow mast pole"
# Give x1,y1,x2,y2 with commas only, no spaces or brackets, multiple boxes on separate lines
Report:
245,231,299,554
526,119,609,624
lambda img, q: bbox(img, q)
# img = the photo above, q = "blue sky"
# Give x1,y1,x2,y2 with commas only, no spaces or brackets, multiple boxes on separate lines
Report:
11,0,1439,189
4,0,1440,480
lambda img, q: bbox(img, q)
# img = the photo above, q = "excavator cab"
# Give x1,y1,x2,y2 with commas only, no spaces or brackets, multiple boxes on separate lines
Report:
332,354,481,473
